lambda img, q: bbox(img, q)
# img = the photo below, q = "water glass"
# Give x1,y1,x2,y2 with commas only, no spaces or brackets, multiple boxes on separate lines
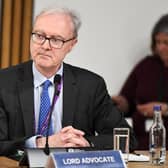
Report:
113,128,130,162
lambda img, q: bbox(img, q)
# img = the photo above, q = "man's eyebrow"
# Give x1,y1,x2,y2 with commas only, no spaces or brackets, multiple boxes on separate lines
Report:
32,30,65,39
50,35,65,40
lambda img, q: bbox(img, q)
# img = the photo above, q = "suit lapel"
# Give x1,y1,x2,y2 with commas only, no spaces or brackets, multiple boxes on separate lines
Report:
17,62,78,133
62,63,78,127
17,61,35,136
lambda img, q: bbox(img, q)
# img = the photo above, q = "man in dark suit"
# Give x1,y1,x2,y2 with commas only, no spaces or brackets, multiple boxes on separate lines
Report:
0,7,137,158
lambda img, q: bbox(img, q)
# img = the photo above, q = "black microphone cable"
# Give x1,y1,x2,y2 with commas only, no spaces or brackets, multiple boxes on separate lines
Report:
43,74,61,155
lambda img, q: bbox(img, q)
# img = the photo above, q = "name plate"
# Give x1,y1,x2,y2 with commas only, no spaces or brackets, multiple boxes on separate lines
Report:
46,150,126,168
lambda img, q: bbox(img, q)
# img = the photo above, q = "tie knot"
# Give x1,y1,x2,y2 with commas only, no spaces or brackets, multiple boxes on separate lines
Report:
43,80,51,90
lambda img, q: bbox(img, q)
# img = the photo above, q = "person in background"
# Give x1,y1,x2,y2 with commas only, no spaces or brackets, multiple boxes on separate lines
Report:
0,7,137,159
112,14,168,150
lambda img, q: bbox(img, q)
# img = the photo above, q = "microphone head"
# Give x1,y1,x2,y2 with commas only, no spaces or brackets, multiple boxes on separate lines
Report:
43,145,50,155
54,74,61,84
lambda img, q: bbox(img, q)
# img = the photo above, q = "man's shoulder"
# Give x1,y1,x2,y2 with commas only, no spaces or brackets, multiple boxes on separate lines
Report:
0,60,32,74
0,60,32,83
63,63,103,81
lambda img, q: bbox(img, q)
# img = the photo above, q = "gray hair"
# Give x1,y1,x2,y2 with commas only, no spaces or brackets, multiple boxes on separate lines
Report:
34,7,81,37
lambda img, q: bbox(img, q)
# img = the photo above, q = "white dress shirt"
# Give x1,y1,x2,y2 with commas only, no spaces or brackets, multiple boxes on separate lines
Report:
25,63,63,148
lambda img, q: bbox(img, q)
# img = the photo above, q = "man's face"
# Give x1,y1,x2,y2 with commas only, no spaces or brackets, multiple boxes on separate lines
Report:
30,13,77,73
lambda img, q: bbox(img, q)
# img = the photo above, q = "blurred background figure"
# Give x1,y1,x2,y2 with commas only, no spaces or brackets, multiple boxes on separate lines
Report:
112,14,168,150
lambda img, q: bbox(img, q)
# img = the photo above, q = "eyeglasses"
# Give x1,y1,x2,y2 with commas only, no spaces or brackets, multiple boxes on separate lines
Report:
31,32,76,49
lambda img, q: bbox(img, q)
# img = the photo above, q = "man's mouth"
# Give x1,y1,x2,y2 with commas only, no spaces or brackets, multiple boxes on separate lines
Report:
39,53,51,58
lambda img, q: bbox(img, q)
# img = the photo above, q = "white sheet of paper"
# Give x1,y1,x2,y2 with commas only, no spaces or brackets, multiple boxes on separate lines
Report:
123,153,149,162
145,119,153,132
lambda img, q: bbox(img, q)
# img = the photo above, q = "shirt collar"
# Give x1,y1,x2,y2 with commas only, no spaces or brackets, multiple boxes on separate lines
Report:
32,62,63,88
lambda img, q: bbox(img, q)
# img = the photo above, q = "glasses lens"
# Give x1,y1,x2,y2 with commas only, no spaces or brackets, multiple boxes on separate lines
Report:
32,33,44,44
50,38,63,49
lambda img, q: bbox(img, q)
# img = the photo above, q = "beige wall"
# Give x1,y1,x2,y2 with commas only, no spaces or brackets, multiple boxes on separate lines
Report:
34,0,168,94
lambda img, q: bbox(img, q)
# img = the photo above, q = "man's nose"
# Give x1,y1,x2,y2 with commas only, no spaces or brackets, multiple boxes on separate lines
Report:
41,39,52,49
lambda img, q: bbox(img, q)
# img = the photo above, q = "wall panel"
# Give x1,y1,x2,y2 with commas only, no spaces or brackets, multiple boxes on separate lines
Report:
0,0,33,68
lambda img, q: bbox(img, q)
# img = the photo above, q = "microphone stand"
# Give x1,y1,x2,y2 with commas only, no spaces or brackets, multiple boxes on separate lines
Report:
43,75,61,155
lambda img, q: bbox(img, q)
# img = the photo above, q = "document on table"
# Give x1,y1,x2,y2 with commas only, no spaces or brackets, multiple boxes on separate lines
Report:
123,153,149,162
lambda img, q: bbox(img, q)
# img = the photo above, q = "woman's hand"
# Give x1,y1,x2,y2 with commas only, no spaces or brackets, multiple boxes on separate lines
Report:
136,102,168,117
112,95,129,112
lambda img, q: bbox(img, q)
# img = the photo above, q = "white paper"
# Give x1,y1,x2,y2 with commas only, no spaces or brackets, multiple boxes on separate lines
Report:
123,153,149,162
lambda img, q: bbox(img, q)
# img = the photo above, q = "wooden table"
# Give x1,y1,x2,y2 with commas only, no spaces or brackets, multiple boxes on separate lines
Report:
127,151,168,168
0,151,168,167
0,156,20,167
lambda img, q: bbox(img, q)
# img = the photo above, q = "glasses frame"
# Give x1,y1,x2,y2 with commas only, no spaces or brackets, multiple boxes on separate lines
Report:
31,32,76,49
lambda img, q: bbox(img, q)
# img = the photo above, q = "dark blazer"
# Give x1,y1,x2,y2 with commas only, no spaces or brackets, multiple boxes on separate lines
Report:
0,60,137,157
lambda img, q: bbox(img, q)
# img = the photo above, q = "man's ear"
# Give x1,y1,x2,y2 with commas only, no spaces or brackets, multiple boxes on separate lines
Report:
67,38,78,53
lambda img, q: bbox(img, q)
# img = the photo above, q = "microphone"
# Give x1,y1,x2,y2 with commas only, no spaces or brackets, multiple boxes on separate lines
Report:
43,74,61,155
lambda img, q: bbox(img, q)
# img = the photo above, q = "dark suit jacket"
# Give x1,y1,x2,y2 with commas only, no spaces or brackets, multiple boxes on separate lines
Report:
0,60,137,157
